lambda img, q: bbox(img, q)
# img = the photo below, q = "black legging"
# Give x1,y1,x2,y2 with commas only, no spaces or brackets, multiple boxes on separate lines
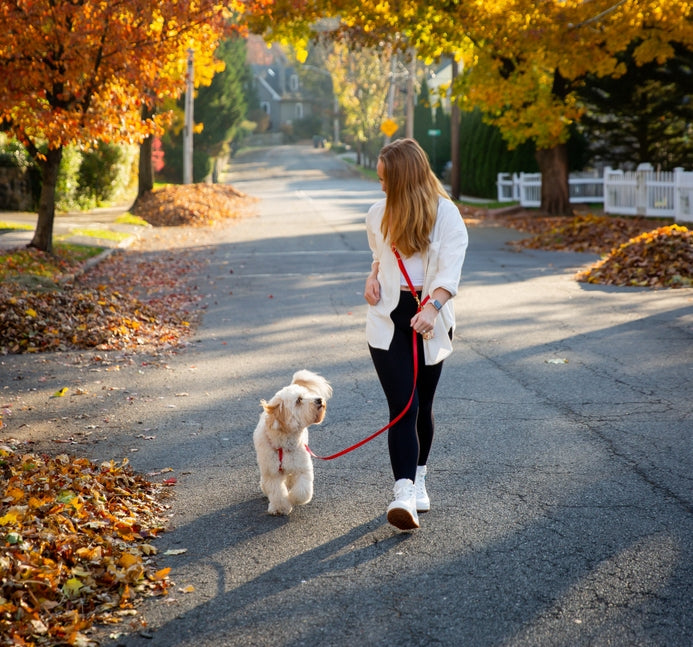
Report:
369,291,445,482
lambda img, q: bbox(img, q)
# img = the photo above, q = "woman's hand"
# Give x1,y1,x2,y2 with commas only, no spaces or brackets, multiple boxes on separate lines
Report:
410,306,437,337
364,274,381,305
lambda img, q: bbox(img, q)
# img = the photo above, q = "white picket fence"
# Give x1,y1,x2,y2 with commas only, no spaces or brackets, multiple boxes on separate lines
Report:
497,164,693,223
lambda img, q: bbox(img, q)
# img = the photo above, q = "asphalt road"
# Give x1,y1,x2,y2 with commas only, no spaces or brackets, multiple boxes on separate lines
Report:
2,144,692,646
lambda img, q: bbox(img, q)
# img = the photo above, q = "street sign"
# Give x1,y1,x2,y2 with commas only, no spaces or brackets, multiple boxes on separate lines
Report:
427,129,441,136
380,119,398,138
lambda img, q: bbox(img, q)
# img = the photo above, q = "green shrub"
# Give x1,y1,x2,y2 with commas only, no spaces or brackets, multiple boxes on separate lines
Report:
55,147,83,211
77,142,124,204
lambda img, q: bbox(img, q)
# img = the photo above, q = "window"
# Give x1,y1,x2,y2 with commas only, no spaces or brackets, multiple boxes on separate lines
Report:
295,103,303,119
261,101,271,115
289,74,299,92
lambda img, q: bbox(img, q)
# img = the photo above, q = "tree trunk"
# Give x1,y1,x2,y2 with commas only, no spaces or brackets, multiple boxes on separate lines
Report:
535,144,570,215
138,135,154,198
29,147,63,254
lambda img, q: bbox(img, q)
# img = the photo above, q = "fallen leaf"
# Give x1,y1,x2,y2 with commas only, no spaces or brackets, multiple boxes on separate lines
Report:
62,577,84,598
151,567,172,580
0,449,170,642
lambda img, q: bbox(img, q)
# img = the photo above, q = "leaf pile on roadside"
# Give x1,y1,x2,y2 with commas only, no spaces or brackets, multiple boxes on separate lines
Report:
576,224,692,288
506,213,668,253
131,183,254,227
0,447,170,646
468,209,690,288
0,248,204,355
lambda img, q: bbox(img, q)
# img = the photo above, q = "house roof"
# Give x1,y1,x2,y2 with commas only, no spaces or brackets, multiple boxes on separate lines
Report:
256,75,282,101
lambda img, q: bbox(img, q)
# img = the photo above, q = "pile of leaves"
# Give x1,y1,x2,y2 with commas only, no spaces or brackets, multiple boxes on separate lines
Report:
131,183,253,227
0,447,170,646
1,182,258,355
0,246,205,355
505,213,666,253
576,224,693,288
479,210,692,288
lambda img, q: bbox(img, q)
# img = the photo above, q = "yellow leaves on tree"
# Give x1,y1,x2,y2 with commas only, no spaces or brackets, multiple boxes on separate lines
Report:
240,0,693,215
326,39,394,146
446,0,693,151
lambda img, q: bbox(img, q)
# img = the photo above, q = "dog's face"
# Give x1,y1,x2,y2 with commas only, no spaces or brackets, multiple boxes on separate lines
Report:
261,371,332,435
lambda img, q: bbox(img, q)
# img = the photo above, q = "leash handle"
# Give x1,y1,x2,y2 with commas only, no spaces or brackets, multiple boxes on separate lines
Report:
307,247,425,461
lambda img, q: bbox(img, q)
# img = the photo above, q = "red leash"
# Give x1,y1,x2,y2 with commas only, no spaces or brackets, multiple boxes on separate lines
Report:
307,247,427,461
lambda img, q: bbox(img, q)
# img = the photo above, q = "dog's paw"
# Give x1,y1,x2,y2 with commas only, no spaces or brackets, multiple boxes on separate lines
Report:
268,501,292,516
288,488,313,506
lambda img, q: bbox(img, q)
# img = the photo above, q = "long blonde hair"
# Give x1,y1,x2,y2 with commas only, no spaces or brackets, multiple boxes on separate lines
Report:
379,138,449,256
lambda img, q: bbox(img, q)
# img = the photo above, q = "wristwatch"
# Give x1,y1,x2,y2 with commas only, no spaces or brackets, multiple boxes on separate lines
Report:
431,299,443,311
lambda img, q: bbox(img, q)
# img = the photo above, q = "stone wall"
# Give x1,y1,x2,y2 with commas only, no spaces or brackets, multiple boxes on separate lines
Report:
0,166,36,211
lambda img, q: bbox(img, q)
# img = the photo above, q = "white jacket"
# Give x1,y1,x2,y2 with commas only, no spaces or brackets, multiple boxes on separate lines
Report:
366,196,469,364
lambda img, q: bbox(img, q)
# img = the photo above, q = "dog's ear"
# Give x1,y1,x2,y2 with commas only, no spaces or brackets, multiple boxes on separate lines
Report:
262,396,286,428
291,370,333,400
262,398,279,414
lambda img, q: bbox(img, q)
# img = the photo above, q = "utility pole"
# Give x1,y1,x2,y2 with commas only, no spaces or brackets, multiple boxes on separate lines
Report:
385,53,397,145
406,50,416,139
332,92,340,145
450,58,461,200
183,48,194,184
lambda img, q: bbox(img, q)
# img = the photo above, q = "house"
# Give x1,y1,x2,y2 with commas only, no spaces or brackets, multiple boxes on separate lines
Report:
246,35,310,135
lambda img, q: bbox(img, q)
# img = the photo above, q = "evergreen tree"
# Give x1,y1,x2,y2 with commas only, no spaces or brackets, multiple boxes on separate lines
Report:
413,79,435,146
413,80,450,178
456,109,539,198
578,42,693,170
195,37,249,159
433,109,451,178
160,37,250,183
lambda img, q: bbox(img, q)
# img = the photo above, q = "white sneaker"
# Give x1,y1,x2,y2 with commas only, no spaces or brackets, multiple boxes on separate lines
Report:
387,478,419,530
415,465,430,513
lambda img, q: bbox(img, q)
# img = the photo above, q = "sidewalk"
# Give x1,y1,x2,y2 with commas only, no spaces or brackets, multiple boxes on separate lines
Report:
0,204,146,251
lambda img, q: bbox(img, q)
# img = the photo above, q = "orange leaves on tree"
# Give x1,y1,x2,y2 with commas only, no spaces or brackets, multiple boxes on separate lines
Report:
0,0,235,150
0,448,170,645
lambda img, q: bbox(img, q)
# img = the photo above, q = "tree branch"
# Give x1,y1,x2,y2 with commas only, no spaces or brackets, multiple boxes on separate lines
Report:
569,0,628,30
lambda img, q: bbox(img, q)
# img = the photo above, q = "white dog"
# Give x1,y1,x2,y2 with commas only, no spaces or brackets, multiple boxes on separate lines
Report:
253,370,332,515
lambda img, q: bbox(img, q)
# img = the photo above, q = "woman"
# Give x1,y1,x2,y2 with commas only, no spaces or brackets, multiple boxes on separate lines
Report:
364,138,468,530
